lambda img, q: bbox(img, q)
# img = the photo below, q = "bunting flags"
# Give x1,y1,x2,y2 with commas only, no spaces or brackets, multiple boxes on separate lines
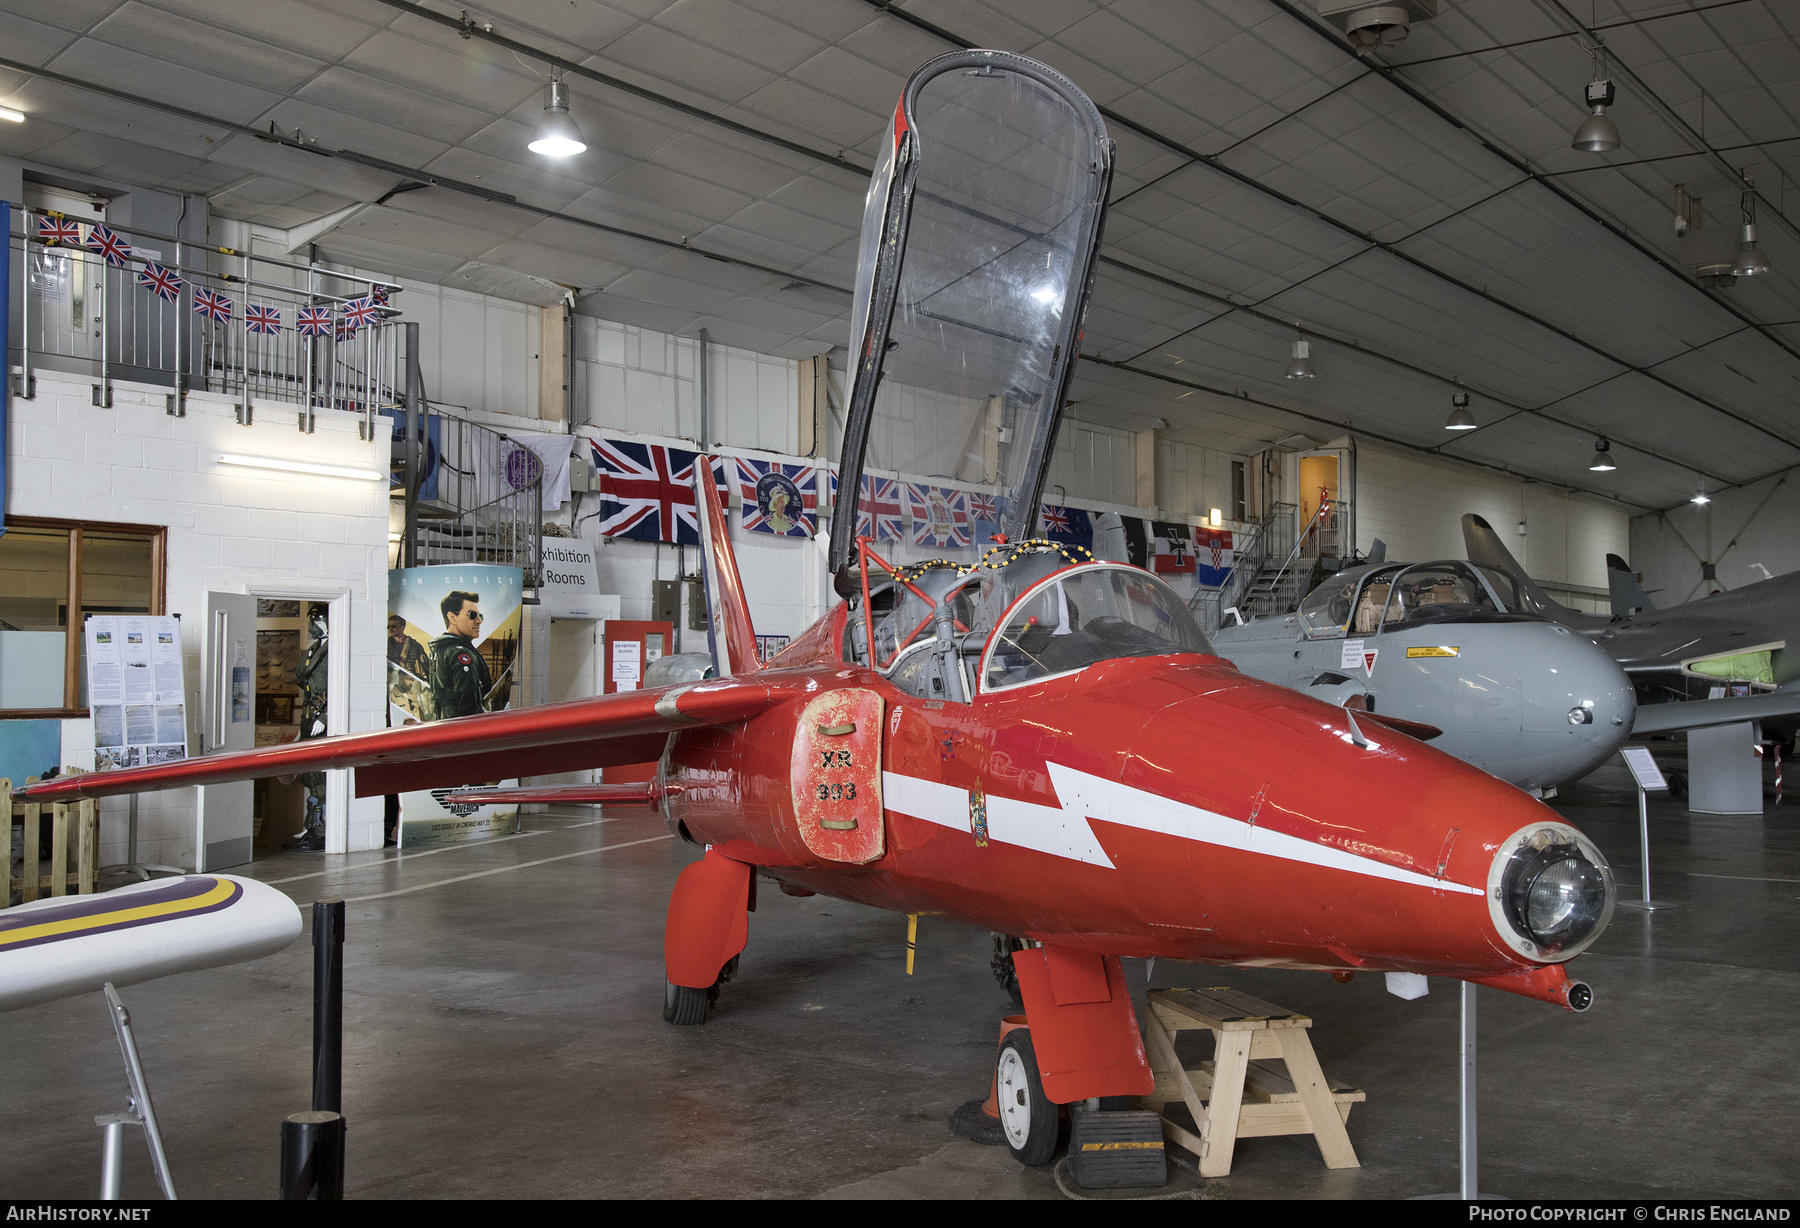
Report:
192,288,232,322
84,223,132,267
135,261,183,303
341,296,378,331
904,483,970,548
37,215,81,245
297,306,332,337
246,303,283,334
734,458,817,537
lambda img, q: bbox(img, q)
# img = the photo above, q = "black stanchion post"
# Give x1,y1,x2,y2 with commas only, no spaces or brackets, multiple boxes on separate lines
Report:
313,898,344,1112
279,1111,344,1200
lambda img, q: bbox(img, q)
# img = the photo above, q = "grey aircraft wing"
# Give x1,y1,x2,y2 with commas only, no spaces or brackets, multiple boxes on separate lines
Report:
1632,688,1800,735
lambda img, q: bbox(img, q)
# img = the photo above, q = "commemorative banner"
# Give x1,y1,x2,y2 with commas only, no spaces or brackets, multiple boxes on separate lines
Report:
386,565,524,848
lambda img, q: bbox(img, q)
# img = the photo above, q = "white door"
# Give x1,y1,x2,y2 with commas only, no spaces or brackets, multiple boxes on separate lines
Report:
198,591,257,870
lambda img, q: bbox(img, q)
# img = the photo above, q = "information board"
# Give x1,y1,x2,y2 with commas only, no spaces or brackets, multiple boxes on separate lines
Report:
1621,745,1668,792
86,614,188,770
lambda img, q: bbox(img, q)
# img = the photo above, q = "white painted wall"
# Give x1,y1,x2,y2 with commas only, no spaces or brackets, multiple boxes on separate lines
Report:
1353,439,1630,606
1629,472,1800,603
5,369,390,867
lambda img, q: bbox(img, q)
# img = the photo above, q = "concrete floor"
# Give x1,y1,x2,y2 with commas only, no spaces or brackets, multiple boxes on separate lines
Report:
3,755,1797,1200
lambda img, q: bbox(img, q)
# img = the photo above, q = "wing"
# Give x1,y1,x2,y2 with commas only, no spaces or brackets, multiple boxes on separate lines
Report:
1631,689,1800,736
14,678,801,803
440,783,656,807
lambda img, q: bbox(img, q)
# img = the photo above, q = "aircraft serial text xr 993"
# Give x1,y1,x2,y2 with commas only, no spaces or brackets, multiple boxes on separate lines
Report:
19,50,1616,1168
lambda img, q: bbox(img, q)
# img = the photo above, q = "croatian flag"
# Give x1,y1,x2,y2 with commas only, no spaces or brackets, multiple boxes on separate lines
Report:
84,223,132,268
297,306,332,337
1196,527,1235,587
38,215,82,245
193,288,233,322
591,438,708,545
135,261,183,303
247,303,283,335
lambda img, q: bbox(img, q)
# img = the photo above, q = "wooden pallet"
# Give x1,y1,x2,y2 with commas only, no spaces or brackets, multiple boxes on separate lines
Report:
3,774,99,907
1139,986,1363,1177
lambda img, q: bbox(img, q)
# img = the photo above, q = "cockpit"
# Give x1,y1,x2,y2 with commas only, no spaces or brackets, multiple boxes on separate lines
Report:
1297,560,1534,640
845,548,1214,702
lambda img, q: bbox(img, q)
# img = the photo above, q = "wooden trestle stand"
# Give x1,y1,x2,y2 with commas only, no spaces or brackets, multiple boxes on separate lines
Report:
1137,987,1363,1177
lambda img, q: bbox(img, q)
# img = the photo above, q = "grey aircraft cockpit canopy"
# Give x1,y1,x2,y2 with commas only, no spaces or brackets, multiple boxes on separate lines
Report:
828,50,1115,587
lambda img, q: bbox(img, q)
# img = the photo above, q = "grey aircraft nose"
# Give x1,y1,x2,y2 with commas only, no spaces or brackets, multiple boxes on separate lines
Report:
1514,622,1636,790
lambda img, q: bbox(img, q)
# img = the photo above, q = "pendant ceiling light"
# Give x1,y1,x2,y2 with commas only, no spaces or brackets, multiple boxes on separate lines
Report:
1588,437,1617,472
1284,325,1315,380
1731,175,1772,278
1445,386,1476,430
1571,48,1620,153
528,78,586,157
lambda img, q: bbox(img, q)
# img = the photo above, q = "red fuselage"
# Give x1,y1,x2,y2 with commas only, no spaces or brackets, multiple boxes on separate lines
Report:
663,601,1598,1008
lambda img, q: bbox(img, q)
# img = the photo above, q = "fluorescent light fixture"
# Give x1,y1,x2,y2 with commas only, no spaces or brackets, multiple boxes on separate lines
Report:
0,107,23,124
1209,508,1224,528
529,79,586,157
219,453,384,481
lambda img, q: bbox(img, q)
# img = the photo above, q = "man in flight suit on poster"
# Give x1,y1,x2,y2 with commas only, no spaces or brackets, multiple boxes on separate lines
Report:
429,590,493,719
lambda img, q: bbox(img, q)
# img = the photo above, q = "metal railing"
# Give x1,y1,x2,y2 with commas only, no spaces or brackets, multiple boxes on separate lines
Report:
1190,503,1293,629
1266,498,1348,605
396,408,545,589
8,203,402,435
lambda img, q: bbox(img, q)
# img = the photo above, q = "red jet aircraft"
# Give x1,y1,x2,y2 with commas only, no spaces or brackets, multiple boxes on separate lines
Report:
20,50,1615,1169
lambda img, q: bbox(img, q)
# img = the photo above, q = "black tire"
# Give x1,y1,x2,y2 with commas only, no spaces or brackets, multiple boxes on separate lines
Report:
1667,769,1688,800
663,979,708,1025
995,1030,1059,1167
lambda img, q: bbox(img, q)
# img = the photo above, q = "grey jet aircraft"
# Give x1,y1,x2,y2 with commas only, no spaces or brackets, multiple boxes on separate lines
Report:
1462,514,1800,746
1209,558,1636,795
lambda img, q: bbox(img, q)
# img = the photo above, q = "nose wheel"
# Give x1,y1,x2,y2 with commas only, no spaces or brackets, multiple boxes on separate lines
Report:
995,1030,1058,1167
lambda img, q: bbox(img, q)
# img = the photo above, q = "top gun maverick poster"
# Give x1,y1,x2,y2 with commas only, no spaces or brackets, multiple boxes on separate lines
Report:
387,564,523,848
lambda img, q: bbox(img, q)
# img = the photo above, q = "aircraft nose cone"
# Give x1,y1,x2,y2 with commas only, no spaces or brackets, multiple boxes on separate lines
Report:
1518,623,1636,788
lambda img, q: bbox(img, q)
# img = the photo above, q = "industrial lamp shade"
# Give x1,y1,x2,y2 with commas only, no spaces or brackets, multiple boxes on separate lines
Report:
529,80,586,157
1285,337,1315,380
1588,438,1617,472
1732,223,1771,277
1571,107,1620,153
1445,406,1477,430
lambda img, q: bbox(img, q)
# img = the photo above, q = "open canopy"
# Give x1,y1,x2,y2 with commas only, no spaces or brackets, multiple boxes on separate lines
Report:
829,50,1114,582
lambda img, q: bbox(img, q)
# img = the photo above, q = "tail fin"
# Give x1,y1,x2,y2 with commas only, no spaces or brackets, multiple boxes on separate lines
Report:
695,455,761,677
1606,553,1656,615
1460,513,1581,619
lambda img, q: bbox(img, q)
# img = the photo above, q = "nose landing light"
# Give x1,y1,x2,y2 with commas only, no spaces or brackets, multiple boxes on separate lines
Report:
1486,824,1615,962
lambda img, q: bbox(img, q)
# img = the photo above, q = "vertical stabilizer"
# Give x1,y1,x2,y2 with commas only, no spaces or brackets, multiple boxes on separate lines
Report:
1606,553,1656,615
695,456,761,677
1460,513,1582,620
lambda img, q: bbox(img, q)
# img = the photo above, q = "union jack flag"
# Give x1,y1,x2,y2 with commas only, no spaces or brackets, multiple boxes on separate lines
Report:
1040,504,1071,534
734,458,817,537
592,438,708,544
193,288,233,322
37,215,82,245
1040,504,1093,548
904,483,970,548
370,284,391,307
341,296,379,331
857,475,903,542
968,492,998,522
135,261,183,303
84,223,132,267
246,303,283,335
297,306,332,337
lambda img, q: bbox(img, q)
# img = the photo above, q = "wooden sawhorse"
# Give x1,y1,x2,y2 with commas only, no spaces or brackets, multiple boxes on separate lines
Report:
1138,986,1363,1177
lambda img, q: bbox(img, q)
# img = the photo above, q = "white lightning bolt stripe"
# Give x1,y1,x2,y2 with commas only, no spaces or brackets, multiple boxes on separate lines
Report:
881,763,1484,896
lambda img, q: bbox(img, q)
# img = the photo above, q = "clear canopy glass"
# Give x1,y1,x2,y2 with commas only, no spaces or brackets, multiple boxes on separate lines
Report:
982,564,1212,691
830,52,1112,574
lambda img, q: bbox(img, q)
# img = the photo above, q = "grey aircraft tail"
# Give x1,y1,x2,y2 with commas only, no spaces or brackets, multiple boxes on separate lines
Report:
1460,513,1585,621
1605,553,1657,615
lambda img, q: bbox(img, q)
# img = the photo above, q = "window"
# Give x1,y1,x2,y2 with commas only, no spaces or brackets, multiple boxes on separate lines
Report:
1378,563,1502,631
0,518,166,715
1231,460,1246,523
982,565,1212,691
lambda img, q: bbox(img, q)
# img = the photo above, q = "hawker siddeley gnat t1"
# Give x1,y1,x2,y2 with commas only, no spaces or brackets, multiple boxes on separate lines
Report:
1210,559,1636,795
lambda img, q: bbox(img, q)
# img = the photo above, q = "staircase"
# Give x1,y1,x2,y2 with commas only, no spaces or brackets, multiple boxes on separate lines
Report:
392,411,544,588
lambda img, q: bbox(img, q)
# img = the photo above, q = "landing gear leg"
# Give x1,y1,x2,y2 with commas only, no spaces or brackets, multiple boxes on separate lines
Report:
991,934,1027,1006
662,850,752,1027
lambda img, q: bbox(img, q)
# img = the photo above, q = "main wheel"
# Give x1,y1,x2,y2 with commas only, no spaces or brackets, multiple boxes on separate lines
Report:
663,979,708,1025
995,1030,1059,1167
